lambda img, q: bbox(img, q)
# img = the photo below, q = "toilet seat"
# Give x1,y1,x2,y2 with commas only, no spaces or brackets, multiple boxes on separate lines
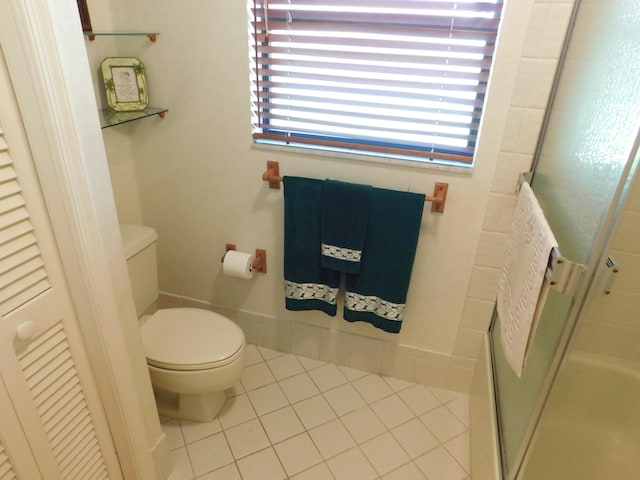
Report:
140,308,245,371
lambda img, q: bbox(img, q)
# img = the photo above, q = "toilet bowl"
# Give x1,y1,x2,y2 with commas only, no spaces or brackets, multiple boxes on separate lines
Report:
121,224,246,422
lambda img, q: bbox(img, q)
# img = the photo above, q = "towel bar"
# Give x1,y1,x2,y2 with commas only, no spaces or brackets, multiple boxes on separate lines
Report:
517,174,587,296
261,161,449,213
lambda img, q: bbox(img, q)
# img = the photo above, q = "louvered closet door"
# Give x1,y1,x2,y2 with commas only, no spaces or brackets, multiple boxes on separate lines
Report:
0,52,123,480
0,374,43,479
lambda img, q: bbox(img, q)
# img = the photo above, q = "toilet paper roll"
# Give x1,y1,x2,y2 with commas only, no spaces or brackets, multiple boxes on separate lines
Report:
223,250,255,279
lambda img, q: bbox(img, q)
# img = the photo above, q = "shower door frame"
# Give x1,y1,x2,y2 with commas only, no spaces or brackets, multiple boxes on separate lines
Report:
490,0,640,476
491,144,640,480
512,129,640,480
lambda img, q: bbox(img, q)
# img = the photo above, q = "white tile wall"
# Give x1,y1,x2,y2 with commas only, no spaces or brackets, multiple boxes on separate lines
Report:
154,0,577,394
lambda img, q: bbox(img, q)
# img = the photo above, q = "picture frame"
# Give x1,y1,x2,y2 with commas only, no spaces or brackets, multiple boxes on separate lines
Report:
101,57,150,112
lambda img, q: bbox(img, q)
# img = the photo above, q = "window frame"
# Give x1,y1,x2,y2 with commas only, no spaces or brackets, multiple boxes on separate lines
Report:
249,0,504,168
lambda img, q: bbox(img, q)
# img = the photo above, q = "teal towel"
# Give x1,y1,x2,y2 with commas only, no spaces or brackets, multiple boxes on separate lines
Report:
344,188,424,333
284,176,340,316
321,179,372,274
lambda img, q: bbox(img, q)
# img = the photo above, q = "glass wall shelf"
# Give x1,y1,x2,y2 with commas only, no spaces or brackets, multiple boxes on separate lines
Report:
99,107,168,129
84,32,159,42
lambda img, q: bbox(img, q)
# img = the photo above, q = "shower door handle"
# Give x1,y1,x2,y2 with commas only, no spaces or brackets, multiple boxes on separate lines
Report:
600,256,619,296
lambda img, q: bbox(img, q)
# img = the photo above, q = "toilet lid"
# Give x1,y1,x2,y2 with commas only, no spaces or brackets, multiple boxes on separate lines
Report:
140,308,245,371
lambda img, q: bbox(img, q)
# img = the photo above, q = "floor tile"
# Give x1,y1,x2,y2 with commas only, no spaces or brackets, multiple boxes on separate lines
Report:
225,382,244,398
383,375,414,392
338,365,369,381
340,406,387,443
293,394,337,429
430,386,462,403
322,383,366,416
370,394,415,429
415,446,467,480
398,384,442,416
267,354,305,380
308,363,349,392
360,432,410,476
326,447,378,480
445,432,471,473
308,418,356,459
273,432,323,476
297,356,326,372
236,447,286,480
260,406,305,444
446,395,470,427
186,432,233,477
420,405,467,443
246,382,289,416
391,418,440,459
224,418,270,459
290,461,335,480
161,419,185,450
179,418,221,445
279,372,320,403
241,362,277,391
196,462,242,480
166,446,193,480
218,393,256,429
258,346,286,360
352,374,394,403
160,345,470,480
382,462,427,480
244,344,263,366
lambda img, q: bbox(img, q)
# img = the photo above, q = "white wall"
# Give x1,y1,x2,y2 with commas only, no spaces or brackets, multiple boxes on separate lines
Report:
85,0,574,391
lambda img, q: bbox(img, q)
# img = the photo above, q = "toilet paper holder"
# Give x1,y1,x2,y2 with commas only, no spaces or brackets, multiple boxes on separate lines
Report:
221,244,267,274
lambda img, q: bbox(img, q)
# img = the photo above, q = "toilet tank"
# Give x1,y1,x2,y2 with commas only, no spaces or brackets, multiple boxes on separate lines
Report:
120,224,159,317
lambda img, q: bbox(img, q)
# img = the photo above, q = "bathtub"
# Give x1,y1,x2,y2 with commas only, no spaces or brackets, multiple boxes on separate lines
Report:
520,352,640,479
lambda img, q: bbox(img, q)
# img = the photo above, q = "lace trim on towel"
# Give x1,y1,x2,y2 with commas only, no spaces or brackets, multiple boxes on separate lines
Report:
286,280,338,305
345,292,405,321
321,243,362,262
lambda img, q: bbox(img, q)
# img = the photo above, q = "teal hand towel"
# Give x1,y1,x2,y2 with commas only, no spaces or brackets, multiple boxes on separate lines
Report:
321,179,372,274
284,176,340,316
344,188,424,333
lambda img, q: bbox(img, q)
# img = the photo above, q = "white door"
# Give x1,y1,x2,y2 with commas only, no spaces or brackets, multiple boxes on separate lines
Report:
0,48,124,480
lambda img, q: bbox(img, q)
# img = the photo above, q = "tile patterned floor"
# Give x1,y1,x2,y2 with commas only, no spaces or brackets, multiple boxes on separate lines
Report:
163,344,470,480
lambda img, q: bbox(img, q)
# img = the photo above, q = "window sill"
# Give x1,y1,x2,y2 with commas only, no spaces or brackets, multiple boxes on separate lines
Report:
251,140,475,175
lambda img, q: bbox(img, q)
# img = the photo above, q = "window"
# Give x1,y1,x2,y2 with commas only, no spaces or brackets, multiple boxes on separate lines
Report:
248,0,503,167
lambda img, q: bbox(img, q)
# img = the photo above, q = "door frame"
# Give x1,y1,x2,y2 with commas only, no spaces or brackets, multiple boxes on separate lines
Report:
0,0,169,478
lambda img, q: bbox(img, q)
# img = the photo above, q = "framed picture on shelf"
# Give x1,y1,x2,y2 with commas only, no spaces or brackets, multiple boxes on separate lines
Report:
101,57,150,112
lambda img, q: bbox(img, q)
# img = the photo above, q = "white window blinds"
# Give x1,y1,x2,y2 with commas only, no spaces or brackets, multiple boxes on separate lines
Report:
249,0,503,165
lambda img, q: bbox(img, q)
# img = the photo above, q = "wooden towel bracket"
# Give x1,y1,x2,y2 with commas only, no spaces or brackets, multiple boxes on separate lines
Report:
261,161,449,213
262,161,283,190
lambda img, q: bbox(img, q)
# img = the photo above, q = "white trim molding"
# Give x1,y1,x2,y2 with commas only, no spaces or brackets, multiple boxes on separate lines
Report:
0,0,169,478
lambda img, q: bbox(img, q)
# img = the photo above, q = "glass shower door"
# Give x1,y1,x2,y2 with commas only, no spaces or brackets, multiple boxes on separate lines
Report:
491,0,640,478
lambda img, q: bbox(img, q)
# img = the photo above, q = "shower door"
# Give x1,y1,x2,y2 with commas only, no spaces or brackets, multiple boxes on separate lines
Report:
491,0,640,478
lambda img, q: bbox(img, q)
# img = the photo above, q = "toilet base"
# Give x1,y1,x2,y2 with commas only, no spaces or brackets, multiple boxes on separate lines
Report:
154,387,227,422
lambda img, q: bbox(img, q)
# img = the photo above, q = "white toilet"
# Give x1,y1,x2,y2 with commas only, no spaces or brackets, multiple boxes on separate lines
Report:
120,224,246,422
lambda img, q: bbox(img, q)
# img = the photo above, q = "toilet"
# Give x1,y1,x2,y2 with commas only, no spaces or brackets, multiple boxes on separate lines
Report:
120,224,246,422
